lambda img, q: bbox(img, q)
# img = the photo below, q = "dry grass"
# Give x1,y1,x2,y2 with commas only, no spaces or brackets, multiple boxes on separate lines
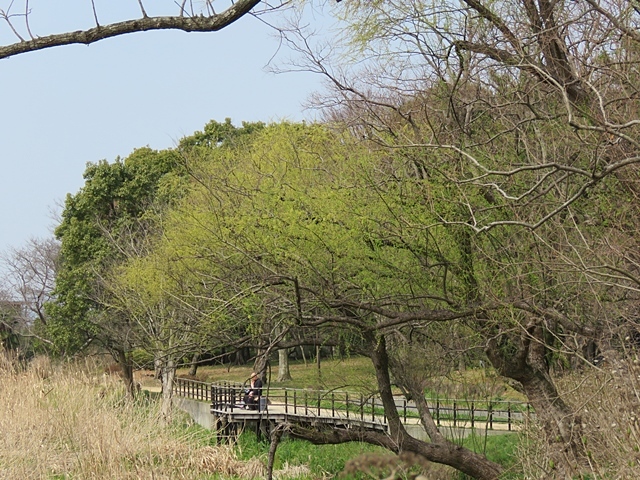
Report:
0,353,277,479
515,353,640,479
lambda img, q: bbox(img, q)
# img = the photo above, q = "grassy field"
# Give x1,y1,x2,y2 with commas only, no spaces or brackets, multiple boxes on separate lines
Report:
149,355,526,403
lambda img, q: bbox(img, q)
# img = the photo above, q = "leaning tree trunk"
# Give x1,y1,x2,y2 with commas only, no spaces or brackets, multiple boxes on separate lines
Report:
368,333,503,480
289,334,503,479
486,324,585,476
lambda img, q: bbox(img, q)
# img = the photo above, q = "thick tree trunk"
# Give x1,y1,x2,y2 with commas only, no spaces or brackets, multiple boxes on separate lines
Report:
277,348,292,382
115,349,136,400
252,349,269,382
486,324,585,476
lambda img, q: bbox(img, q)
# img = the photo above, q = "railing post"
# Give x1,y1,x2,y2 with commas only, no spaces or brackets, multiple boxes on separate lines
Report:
436,399,440,426
294,390,297,415
488,402,493,430
230,387,235,412
371,397,375,422
508,403,512,431
305,391,308,416
453,401,457,427
471,402,475,429
403,399,407,423
331,393,335,417
284,390,288,414
317,392,321,416
346,392,349,419
360,393,364,422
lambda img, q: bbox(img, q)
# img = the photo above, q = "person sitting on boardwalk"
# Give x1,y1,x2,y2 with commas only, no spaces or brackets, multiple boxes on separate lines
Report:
243,372,263,410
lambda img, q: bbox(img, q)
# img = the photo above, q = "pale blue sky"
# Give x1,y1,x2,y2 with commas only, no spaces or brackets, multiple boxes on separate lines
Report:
0,1,329,255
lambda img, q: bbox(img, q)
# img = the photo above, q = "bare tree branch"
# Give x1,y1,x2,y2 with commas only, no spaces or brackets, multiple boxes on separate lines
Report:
0,0,261,60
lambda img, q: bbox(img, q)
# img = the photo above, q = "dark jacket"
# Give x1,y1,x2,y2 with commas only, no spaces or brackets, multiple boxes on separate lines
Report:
248,378,263,397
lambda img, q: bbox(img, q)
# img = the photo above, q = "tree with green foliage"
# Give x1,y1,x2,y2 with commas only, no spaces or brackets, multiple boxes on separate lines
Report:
154,120,506,478
277,1,640,476
48,146,186,396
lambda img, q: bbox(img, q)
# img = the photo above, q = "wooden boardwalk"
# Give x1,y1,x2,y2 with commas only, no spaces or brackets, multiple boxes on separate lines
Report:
172,379,530,441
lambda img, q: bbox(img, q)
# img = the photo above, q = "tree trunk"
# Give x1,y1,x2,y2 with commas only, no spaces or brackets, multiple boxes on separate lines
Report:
277,347,292,382
252,349,269,382
486,324,585,476
316,344,321,381
115,349,136,400
159,356,176,422
267,424,285,480
188,352,200,376
367,333,503,479
154,355,162,380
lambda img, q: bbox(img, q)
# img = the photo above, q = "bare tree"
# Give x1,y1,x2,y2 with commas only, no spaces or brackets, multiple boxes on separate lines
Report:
0,237,59,327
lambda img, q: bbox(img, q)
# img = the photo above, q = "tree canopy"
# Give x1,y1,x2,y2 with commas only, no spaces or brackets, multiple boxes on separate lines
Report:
4,1,640,478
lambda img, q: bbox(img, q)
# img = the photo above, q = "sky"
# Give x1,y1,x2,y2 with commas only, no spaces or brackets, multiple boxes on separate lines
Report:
0,1,331,256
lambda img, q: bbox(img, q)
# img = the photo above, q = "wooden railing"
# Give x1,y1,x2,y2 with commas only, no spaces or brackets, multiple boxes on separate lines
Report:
172,377,212,402
193,382,532,431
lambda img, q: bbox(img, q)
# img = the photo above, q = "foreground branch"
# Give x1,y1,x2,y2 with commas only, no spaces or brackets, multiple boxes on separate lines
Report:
0,0,260,60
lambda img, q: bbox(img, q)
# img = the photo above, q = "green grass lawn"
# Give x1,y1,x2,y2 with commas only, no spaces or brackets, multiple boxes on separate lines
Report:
172,355,526,402
183,356,378,392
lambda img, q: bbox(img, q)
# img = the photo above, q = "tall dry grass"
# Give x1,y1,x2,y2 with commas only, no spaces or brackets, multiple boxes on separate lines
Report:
0,353,268,479
515,353,640,479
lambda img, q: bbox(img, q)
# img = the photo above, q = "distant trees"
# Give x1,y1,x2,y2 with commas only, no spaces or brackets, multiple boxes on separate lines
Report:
1,237,58,327
48,119,269,406
47,146,186,396
0,237,59,356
